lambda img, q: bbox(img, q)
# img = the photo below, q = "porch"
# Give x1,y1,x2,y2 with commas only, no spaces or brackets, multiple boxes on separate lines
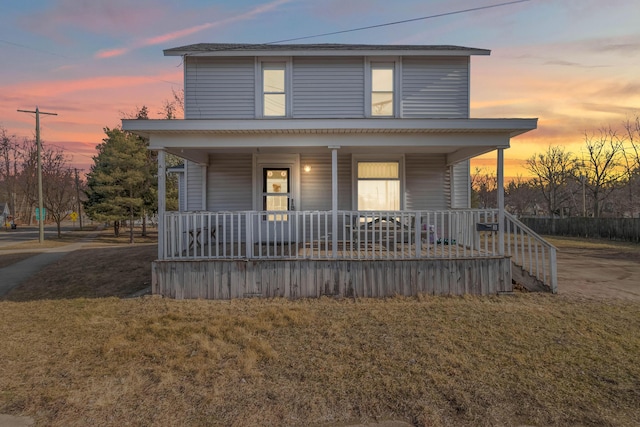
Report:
152,209,557,298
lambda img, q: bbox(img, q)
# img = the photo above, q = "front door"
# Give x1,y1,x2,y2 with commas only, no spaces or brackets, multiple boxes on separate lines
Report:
255,156,299,245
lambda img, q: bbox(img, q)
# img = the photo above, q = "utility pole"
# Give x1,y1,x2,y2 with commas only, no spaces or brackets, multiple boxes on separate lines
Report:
74,168,83,230
17,107,57,243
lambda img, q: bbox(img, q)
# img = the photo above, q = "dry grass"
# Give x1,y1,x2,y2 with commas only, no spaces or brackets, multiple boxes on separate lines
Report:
2,244,156,301
0,295,638,426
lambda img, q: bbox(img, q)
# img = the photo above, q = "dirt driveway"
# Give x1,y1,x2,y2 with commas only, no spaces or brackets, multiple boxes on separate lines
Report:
549,237,640,301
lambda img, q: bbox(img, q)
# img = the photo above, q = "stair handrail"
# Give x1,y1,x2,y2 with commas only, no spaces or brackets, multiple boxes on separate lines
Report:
504,211,558,293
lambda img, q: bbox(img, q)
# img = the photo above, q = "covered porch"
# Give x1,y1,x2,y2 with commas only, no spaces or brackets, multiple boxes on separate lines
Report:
122,117,552,298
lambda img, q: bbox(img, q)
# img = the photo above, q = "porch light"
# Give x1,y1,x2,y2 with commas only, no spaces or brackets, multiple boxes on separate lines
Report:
303,165,311,173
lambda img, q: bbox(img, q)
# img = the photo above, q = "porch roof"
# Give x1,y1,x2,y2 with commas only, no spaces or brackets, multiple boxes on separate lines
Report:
123,118,537,138
122,118,537,165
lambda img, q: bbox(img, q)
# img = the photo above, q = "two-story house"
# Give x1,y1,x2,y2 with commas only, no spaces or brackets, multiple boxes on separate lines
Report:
123,43,556,299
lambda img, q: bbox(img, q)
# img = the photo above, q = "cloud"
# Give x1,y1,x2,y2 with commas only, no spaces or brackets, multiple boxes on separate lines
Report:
19,0,167,44
95,0,296,59
543,59,608,69
2,71,182,98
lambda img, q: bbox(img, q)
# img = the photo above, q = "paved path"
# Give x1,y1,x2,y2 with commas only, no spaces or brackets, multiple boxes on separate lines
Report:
0,230,102,297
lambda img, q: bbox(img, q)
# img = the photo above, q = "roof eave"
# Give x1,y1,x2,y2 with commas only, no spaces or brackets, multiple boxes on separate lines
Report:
122,118,537,138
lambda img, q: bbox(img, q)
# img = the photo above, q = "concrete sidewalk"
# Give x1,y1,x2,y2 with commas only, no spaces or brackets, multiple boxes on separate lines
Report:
0,229,102,297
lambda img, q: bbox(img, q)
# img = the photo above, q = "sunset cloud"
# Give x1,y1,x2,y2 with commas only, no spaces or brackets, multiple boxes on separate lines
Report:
94,0,296,59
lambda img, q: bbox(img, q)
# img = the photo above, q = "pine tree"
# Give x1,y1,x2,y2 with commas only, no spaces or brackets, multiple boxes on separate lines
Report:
84,127,150,243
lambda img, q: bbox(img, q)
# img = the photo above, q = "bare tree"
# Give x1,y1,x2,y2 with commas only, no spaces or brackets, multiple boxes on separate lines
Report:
621,115,640,216
578,127,625,217
0,127,19,218
525,145,576,217
15,137,39,224
42,147,76,237
471,167,497,208
505,176,539,216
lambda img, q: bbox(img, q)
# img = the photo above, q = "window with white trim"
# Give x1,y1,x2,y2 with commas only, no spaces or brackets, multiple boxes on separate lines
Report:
262,63,286,117
371,64,394,116
357,161,400,210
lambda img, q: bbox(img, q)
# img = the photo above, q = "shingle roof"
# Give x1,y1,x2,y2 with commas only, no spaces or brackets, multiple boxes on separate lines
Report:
164,43,490,57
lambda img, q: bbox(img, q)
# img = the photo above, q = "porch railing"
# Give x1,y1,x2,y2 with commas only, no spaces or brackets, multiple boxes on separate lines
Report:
163,209,503,260
161,209,557,292
504,212,558,293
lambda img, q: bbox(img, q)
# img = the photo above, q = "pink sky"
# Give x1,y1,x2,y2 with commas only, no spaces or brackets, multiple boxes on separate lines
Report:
1,0,639,177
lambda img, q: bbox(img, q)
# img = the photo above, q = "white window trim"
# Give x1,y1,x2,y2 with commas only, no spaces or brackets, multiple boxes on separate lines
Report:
352,154,405,210
256,57,292,118
364,57,401,118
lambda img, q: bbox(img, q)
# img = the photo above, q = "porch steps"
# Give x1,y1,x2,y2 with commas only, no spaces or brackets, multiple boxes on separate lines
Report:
511,262,551,293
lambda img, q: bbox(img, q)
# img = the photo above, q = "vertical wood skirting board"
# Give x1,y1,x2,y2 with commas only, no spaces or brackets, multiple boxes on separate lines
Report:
151,258,512,300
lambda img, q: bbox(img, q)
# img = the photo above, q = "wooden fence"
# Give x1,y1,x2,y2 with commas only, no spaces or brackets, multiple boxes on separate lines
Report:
519,217,640,243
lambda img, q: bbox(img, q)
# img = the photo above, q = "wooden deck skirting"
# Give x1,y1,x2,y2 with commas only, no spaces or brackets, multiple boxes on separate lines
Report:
151,257,512,299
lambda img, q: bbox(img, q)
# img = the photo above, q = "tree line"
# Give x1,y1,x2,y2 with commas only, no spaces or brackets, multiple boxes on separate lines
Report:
473,115,640,218
0,91,183,241
0,126,79,237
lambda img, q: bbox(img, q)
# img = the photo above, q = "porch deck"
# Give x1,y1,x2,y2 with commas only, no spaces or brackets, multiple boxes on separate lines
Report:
152,209,556,299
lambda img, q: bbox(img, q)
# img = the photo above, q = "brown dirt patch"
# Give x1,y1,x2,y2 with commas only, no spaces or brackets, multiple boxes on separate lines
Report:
546,236,640,300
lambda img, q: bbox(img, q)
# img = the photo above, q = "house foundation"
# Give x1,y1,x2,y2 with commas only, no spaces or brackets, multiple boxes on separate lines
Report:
152,257,512,299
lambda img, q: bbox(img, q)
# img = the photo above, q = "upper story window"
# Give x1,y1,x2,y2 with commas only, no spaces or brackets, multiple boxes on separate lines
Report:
262,63,286,117
371,64,394,117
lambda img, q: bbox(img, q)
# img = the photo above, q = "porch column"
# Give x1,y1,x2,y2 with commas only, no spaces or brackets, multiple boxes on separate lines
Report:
157,149,166,260
330,145,340,259
497,148,505,256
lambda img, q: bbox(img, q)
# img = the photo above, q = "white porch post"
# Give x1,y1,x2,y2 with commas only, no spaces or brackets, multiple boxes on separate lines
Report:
497,148,505,256
157,149,166,260
330,146,340,259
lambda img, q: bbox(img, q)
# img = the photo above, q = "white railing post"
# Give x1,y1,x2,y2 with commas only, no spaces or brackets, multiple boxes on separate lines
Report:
497,148,505,256
414,211,421,257
157,149,166,259
245,211,253,258
550,246,558,293
330,146,339,259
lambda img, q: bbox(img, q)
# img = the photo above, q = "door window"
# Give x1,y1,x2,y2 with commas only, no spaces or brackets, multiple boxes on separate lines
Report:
263,168,290,220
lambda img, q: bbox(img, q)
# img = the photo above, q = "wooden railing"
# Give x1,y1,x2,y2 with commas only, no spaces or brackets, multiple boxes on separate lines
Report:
504,212,558,293
163,210,505,260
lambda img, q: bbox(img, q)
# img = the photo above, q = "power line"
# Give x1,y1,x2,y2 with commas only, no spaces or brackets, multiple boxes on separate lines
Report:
0,39,71,59
182,0,532,58
267,0,532,44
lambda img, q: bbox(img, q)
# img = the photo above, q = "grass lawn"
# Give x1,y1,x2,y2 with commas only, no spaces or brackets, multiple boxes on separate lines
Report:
0,233,638,426
0,295,638,426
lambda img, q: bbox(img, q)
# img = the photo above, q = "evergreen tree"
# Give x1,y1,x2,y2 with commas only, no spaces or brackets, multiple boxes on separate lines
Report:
84,127,150,242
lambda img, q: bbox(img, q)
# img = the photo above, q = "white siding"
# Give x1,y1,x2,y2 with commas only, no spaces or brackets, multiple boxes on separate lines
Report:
405,154,449,210
293,58,365,118
299,153,352,210
207,154,253,211
401,57,469,118
451,160,470,209
185,57,255,119
185,161,204,211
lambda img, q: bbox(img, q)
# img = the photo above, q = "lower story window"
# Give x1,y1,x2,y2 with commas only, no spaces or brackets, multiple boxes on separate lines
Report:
357,161,400,210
